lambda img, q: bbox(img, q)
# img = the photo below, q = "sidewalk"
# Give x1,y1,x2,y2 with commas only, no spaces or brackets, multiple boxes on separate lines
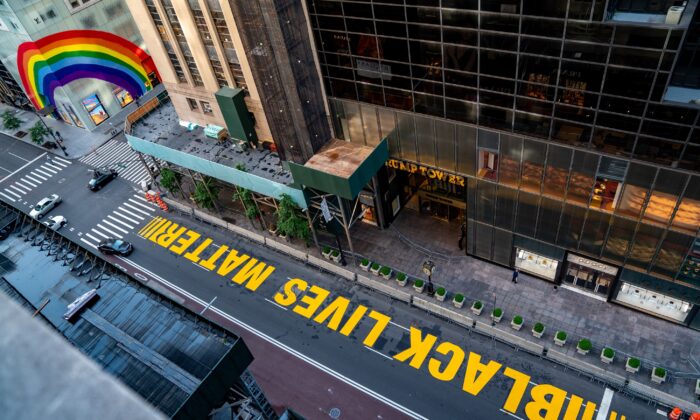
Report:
0,84,165,159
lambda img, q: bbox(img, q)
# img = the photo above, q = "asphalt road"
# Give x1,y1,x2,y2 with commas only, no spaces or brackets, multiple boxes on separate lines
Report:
0,139,666,420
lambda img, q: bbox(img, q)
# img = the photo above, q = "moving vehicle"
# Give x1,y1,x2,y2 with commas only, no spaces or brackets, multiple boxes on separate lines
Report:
98,238,133,256
29,194,61,219
43,215,67,231
88,169,118,191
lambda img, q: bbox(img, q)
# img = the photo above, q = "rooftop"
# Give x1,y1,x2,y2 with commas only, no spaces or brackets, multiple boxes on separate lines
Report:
304,139,376,178
130,102,293,185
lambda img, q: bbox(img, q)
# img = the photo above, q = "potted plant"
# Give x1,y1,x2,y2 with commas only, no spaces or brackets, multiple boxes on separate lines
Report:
511,315,523,331
330,249,341,263
435,287,446,302
554,331,567,346
532,322,545,338
651,367,667,384
413,279,425,293
370,262,381,275
379,266,393,280
360,258,371,271
601,347,615,364
491,308,503,323
453,293,465,308
396,272,408,287
322,246,332,259
471,301,483,316
577,339,592,355
626,357,641,373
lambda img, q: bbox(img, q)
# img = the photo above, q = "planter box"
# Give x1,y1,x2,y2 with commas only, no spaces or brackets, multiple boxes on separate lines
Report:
380,269,393,280
532,327,545,339
436,291,446,302
491,313,503,323
600,350,614,364
322,249,332,260
359,261,371,271
511,320,523,331
397,277,408,287
413,283,425,293
331,252,341,263
453,298,465,309
625,359,640,373
576,346,590,356
370,265,381,275
471,304,483,316
651,369,666,384
554,333,566,347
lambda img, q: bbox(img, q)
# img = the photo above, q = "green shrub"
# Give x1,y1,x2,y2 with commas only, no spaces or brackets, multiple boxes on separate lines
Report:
436,287,446,296
396,272,407,282
371,262,380,270
533,322,544,333
1,110,20,130
556,331,567,341
454,293,464,302
628,357,640,369
492,308,503,317
331,250,340,257
512,315,523,325
414,279,424,288
323,246,331,254
603,347,615,358
473,301,483,309
379,266,391,276
360,258,370,266
578,339,592,351
654,367,666,377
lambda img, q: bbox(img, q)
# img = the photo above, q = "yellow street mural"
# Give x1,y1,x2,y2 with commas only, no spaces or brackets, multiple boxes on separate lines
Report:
138,217,627,420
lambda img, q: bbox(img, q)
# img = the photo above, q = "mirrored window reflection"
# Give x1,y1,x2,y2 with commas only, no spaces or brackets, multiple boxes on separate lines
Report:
566,151,598,206
435,120,456,172
672,176,700,234
456,125,476,176
515,191,539,237
603,216,637,263
536,197,562,244
543,145,571,199
557,203,587,249
397,113,417,162
496,185,517,230
627,223,664,270
617,163,656,220
652,231,694,279
498,135,522,188
520,140,546,193
643,169,686,227
361,104,381,147
579,210,611,256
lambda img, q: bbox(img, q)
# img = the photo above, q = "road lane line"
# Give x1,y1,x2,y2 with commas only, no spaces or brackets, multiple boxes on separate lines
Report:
91,229,110,239
29,171,47,181
53,156,72,165
3,189,21,199
117,206,144,220
264,297,289,311
0,165,10,173
192,261,210,271
101,219,128,234
8,152,29,162
200,296,217,315
123,202,150,216
97,224,123,238
364,346,393,361
128,198,155,211
84,233,101,243
0,152,46,183
595,388,615,420
0,192,16,202
24,174,43,184
499,409,525,420
12,183,30,193
115,256,429,420
107,214,134,230
389,321,410,332
39,165,57,174
80,238,97,248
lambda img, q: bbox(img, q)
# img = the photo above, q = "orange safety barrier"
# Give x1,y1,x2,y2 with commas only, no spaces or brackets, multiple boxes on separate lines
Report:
669,407,682,420
689,412,700,420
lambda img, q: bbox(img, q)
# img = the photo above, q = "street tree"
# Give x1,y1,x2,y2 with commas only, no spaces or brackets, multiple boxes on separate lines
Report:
159,168,181,194
275,193,310,243
1,110,20,130
29,121,49,145
192,177,219,210
232,163,262,228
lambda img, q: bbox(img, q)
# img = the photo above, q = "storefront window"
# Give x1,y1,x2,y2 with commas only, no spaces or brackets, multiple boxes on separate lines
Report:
652,231,694,279
563,254,618,299
477,149,498,180
627,223,664,270
557,203,586,249
616,163,655,219
543,145,571,199
603,216,637,263
643,169,686,227
515,248,559,280
498,134,522,188
520,139,546,193
615,282,692,322
671,176,700,234
566,151,598,206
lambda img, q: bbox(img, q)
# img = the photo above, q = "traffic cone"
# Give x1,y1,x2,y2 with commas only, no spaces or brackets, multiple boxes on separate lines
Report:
689,412,700,420
669,407,682,420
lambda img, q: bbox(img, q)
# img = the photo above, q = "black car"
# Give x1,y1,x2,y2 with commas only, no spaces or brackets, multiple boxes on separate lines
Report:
0,214,18,240
98,238,133,256
88,169,117,191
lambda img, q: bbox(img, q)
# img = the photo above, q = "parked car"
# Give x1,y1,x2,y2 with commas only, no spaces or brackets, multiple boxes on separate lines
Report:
0,213,19,240
43,215,67,231
29,194,61,219
88,169,118,191
98,238,133,256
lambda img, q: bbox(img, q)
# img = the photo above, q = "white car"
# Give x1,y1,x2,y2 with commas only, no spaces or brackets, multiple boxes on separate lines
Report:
29,194,61,219
43,215,67,230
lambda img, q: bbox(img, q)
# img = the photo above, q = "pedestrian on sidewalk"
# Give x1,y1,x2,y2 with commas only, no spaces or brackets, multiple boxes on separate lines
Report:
458,222,466,250
511,268,519,283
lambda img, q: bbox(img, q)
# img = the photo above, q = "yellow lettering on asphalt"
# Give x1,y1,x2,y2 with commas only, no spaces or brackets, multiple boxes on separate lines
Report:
428,341,465,381
231,259,276,291
313,296,350,330
199,245,229,270
169,230,200,255
183,238,213,263
156,223,187,247
148,220,171,241
339,305,368,336
392,327,438,369
462,352,502,396
524,384,568,420
293,285,330,318
363,310,391,347
562,394,596,420
138,217,160,236
502,367,531,413
142,217,166,238
274,278,308,306
216,249,250,277
580,402,596,420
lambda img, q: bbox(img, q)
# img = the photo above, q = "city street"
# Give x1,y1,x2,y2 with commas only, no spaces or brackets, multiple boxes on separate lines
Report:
0,140,665,419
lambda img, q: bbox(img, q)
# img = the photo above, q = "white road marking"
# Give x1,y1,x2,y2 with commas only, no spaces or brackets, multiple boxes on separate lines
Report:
389,321,410,332
133,194,149,202
0,165,10,173
39,165,57,174
43,162,62,171
8,152,29,162
123,202,150,216
364,346,393,361
499,409,525,420
595,388,615,420
29,171,47,181
96,223,123,239
264,297,289,311
3,189,21,199
117,206,144,221
84,233,101,243
128,198,155,211
53,156,72,165
80,238,97,248
12,183,30,193
90,229,110,239
0,192,16,202
24,174,42,184
107,214,134,230
656,409,667,416
8,185,25,195
114,256,429,420
50,160,67,168
33,168,52,178
101,219,128,234
19,178,37,187
0,152,46,183
192,262,211,271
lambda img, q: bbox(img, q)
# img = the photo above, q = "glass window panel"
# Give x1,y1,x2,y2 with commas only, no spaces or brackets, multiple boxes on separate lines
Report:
414,93,445,118
376,21,408,38
591,129,635,157
520,139,546,194
397,113,417,161
650,72,669,102
481,76,515,94
554,104,594,124
522,0,567,18
496,185,517,230
679,145,700,172
602,216,636,263
344,2,373,18
445,70,478,87
536,197,562,244
445,85,477,101
515,191,539,237
342,101,365,145
559,61,604,92
643,169,686,227
410,41,442,66
614,26,667,49
660,52,675,71
444,45,478,72
652,231,694,278
481,0,520,13
633,137,683,166
378,37,409,62
579,210,611,256
514,112,551,139
384,88,413,111
599,95,645,116
563,41,608,63
456,124,476,176
567,151,598,206
378,107,397,141
596,112,640,133
481,13,519,33
480,91,514,108
640,120,690,142
521,17,564,38
443,27,478,46
480,50,516,78
329,78,357,101
672,176,700,234
557,204,587,249
373,4,406,21
498,134,522,188
350,33,379,58
435,120,456,172
520,37,562,57
445,98,477,124
543,145,572,199
475,222,493,259
616,163,655,219
320,31,350,54
357,83,385,106
406,6,441,25
441,8,478,27
493,228,514,266
479,105,513,131
627,224,664,270
408,24,441,42
568,0,593,19
361,104,380,147
566,22,613,43
603,67,654,99
481,32,518,51
415,115,435,166
477,180,497,224
518,56,558,86
552,120,591,147
645,104,697,125
610,47,661,69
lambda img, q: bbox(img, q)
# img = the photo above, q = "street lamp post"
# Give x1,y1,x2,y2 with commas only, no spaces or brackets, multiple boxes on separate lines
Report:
422,260,435,296
16,100,68,157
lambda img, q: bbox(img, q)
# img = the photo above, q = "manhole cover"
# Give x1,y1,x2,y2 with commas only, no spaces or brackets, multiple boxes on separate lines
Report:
329,408,341,419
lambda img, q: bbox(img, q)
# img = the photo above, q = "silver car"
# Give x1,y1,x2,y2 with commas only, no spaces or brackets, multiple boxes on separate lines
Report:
29,194,61,219
43,215,67,230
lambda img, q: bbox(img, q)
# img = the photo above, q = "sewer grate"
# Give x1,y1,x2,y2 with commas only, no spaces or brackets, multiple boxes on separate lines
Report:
329,408,341,419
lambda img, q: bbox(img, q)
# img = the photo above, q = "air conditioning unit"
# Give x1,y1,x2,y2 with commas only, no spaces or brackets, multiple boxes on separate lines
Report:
666,5,685,24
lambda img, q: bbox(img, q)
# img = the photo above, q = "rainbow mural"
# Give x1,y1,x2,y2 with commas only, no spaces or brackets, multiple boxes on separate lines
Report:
17,30,158,110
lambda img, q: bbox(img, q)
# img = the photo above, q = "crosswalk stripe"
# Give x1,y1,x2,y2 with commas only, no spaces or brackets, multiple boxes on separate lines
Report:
123,202,150,216
117,206,144,221
133,194,149,202
128,198,155,212
19,178,37,187
43,162,62,171
53,156,72,165
5,188,22,198
80,238,97,249
29,171,47,181
101,219,128,234
80,139,117,164
91,228,110,239
97,223,123,239
107,214,134,230
12,183,30,193
84,233,101,243
33,168,52,178
8,185,25,195
121,161,145,181
50,160,67,168
0,192,16,202
127,165,150,183
113,209,142,224
92,144,131,167
39,165,57,174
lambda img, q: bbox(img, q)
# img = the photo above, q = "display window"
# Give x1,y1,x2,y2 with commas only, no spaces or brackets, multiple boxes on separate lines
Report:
81,94,109,126
615,282,692,322
477,149,498,180
113,87,133,108
514,248,559,281
563,253,618,299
